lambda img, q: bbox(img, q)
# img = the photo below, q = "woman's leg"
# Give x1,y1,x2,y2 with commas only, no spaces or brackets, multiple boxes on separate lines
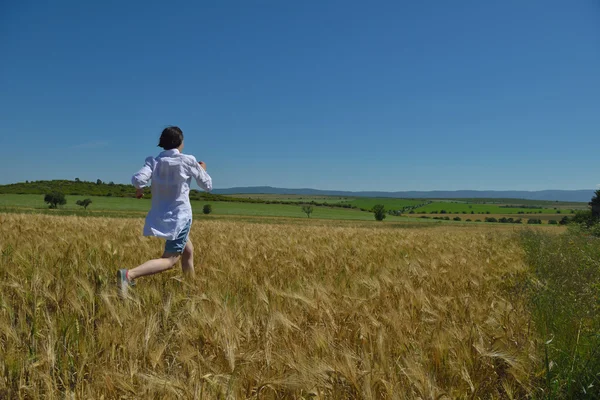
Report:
181,240,195,278
127,253,180,280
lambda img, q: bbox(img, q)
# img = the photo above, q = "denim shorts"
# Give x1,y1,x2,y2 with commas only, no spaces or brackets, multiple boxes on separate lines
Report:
164,220,191,254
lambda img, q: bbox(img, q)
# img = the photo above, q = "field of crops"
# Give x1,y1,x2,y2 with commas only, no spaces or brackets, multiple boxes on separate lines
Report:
0,213,540,398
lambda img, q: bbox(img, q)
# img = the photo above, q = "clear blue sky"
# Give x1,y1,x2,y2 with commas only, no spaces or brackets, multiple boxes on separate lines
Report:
1,1,599,191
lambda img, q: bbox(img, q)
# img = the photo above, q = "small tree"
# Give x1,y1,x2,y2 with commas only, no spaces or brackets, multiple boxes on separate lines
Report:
373,204,386,221
559,216,570,225
76,198,92,210
301,205,313,218
203,204,212,214
44,192,66,209
96,179,103,185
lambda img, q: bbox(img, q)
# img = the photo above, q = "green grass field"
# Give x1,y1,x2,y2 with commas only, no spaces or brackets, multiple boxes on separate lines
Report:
412,202,569,214
452,198,588,208
223,194,585,213
341,198,426,210
337,197,574,214
223,194,350,203
0,194,579,225
0,194,406,222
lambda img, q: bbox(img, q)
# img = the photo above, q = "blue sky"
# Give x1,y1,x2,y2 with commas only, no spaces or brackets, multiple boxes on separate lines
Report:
1,0,599,191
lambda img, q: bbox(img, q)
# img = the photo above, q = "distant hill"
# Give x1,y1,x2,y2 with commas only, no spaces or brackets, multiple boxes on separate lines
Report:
213,186,594,202
0,181,593,203
0,180,224,202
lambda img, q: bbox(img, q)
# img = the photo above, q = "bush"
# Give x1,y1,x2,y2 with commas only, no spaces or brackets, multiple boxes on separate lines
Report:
548,219,558,225
301,205,313,218
571,210,595,226
44,192,66,209
453,217,461,221
559,216,570,225
203,204,212,214
485,217,497,223
76,198,92,210
527,219,542,225
372,204,386,221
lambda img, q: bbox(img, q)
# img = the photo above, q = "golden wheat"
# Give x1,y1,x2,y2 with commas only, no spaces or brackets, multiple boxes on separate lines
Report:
0,213,536,399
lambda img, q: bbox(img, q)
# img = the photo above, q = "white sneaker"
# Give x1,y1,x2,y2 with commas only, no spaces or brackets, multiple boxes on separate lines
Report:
117,269,134,298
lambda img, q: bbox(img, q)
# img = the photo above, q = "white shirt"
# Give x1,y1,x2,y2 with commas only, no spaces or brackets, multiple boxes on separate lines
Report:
132,149,212,240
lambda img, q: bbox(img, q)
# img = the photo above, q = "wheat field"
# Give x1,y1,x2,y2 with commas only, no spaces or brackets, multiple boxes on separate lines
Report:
0,213,536,399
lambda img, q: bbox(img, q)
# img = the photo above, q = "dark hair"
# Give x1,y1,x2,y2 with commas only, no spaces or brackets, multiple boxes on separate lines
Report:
158,126,184,150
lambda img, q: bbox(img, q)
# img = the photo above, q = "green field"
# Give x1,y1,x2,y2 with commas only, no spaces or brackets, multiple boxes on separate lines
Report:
450,198,588,208
224,194,581,215
223,194,349,203
0,194,580,225
412,202,569,214
0,194,405,222
341,198,426,210
335,197,575,214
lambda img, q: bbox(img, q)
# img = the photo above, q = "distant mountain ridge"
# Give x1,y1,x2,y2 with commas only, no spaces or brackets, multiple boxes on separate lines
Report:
0,180,593,202
213,186,594,202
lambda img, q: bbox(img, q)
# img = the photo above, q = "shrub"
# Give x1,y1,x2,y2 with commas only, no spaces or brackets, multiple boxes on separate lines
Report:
76,198,92,210
571,210,596,227
548,219,558,225
559,216,570,225
372,204,386,221
301,205,313,218
485,217,497,223
203,204,212,214
44,192,66,209
453,217,461,221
